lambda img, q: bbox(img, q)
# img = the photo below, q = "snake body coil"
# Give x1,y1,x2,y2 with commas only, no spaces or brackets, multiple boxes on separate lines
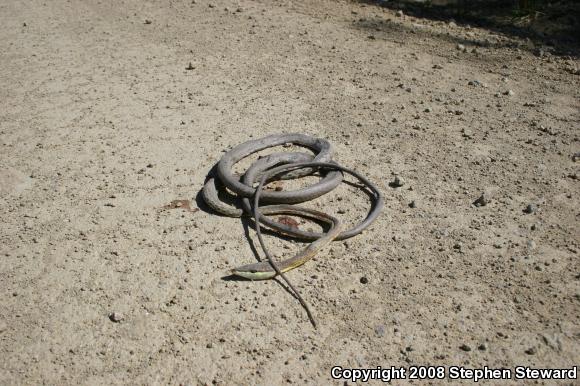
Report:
201,133,383,327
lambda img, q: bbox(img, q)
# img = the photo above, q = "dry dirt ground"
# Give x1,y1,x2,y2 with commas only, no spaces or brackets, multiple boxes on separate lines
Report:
1,0,579,384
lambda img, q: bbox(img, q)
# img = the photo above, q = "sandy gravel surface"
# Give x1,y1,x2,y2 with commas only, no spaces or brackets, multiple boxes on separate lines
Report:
1,0,578,384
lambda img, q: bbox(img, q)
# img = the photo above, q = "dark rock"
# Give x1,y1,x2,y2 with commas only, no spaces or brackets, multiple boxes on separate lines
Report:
473,193,488,207
459,344,471,352
525,347,537,355
523,204,537,214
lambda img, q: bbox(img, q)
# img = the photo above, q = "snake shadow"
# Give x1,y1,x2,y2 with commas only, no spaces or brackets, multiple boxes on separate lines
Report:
195,162,244,216
221,273,303,302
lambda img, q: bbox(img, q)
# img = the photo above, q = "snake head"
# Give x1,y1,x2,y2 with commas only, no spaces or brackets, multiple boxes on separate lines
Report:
231,261,278,280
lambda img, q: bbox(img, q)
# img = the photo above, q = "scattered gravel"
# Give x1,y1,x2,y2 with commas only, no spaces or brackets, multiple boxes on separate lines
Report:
2,0,578,383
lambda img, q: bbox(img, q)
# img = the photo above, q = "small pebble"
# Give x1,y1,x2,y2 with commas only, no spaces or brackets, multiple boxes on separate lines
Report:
524,204,537,214
108,312,123,323
391,175,404,188
504,90,515,96
396,10,404,17
375,325,385,337
360,276,369,284
473,193,488,207
408,200,416,208
456,43,466,51
477,343,487,351
459,344,471,352
525,347,537,355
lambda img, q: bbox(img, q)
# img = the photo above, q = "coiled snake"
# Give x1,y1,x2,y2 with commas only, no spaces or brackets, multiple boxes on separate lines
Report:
202,133,383,327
